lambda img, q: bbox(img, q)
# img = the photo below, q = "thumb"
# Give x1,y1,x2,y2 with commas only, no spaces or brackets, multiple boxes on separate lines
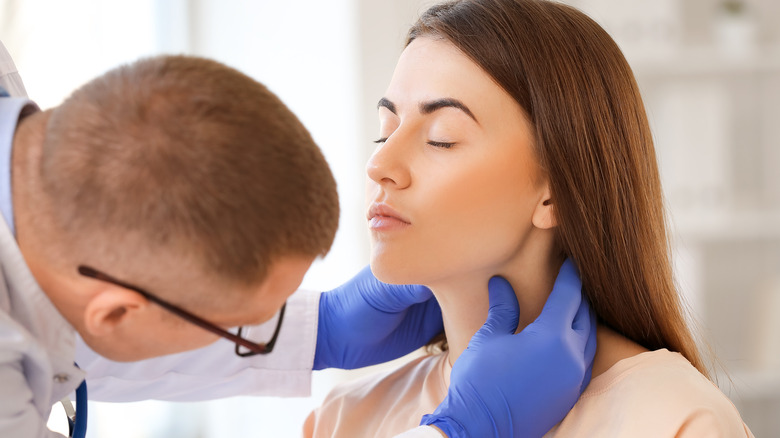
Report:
536,258,582,329
368,284,435,313
357,265,434,312
479,276,520,337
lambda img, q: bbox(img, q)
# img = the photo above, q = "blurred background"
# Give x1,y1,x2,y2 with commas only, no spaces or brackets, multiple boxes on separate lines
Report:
1,0,778,436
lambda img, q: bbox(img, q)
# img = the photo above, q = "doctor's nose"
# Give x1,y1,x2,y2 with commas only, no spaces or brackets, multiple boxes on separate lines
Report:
366,138,411,190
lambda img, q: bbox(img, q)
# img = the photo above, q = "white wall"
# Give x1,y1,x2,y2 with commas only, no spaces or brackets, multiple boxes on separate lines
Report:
186,0,367,292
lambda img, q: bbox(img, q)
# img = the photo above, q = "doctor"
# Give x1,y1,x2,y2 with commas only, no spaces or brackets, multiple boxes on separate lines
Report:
0,44,595,438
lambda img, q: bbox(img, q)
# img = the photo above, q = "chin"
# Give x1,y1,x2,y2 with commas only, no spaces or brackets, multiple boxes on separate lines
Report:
369,261,398,284
369,255,426,286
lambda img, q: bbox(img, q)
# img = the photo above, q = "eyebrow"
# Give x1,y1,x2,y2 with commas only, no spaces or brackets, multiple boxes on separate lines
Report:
377,97,396,114
377,97,479,125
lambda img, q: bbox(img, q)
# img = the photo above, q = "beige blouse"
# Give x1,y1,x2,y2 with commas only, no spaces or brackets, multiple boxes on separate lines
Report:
304,349,754,438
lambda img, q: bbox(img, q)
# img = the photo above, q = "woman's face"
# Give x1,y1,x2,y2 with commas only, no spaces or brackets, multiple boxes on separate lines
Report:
366,37,550,287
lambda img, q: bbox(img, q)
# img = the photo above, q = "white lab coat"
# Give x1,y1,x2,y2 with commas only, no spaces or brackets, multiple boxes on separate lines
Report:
75,292,320,402
0,202,84,438
0,40,27,97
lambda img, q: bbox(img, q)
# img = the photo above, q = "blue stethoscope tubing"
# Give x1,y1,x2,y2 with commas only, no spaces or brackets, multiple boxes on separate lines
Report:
72,379,87,438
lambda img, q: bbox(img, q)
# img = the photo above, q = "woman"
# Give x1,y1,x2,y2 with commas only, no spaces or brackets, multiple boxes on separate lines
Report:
304,0,753,436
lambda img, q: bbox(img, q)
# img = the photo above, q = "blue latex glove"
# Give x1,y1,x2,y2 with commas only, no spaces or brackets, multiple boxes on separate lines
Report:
313,266,443,370
420,259,597,437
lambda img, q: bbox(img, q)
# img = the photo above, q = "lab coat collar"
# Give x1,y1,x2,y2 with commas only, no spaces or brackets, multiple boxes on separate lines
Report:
0,96,35,234
0,216,82,383
0,97,83,406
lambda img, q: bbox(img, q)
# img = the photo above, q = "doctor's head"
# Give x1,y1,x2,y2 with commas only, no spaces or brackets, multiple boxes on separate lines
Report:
13,55,339,360
366,0,705,373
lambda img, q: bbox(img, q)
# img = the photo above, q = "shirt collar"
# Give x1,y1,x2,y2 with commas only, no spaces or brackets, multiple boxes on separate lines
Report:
0,96,83,395
0,213,84,401
0,96,38,234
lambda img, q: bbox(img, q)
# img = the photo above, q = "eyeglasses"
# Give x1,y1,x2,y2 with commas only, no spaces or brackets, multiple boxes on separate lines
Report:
77,265,285,357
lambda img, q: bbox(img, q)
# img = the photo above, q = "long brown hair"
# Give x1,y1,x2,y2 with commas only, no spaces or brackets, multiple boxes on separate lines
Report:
409,0,707,376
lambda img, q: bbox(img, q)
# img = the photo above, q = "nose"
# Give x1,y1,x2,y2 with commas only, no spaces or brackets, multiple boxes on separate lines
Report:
366,136,411,190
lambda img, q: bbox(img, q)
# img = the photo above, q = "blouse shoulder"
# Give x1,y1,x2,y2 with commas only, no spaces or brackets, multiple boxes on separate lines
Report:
303,353,449,438
549,349,754,437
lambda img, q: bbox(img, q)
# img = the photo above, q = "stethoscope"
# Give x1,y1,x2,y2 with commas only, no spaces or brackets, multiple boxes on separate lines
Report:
61,376,88,438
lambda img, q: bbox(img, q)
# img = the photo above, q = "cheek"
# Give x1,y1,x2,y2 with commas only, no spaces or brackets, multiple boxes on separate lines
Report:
428,168,536,265
153,322,222,356
371,156,540,285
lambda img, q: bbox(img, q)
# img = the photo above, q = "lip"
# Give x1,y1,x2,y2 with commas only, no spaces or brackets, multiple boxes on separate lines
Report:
367,203,411,230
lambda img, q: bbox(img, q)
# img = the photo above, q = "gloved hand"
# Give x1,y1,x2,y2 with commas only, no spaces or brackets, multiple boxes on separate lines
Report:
313,265,443,370
420,258,597,438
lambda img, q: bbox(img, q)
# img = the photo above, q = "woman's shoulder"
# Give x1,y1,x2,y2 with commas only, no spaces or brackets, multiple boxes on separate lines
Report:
584,348,723,401
323,351,448,402
550,349,753,437
303,352,450,438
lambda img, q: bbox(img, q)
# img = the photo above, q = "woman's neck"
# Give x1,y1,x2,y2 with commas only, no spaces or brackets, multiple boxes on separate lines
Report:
429,247,562,367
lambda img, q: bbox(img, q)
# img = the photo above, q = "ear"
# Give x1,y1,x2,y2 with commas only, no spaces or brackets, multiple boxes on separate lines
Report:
83,287,148,337
532,183,557,230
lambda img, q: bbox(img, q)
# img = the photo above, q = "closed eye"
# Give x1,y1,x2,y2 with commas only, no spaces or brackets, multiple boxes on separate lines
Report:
427,140,455,149
373,138,455,148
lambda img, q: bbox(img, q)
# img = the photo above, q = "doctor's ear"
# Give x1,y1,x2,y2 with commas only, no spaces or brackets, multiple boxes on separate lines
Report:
532,185,557,230
83,287,148,337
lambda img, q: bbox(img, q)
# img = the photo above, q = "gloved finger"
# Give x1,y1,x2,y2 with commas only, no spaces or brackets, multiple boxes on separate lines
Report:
479,276,520,336
570,290,592,334
401,296,444,342
536,258,582,329
422,298,444,331
580,308,598,392
360,266,435,312
366,284,435,312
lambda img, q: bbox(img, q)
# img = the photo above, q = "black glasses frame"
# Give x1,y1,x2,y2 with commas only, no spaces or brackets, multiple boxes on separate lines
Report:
77,265,285,357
